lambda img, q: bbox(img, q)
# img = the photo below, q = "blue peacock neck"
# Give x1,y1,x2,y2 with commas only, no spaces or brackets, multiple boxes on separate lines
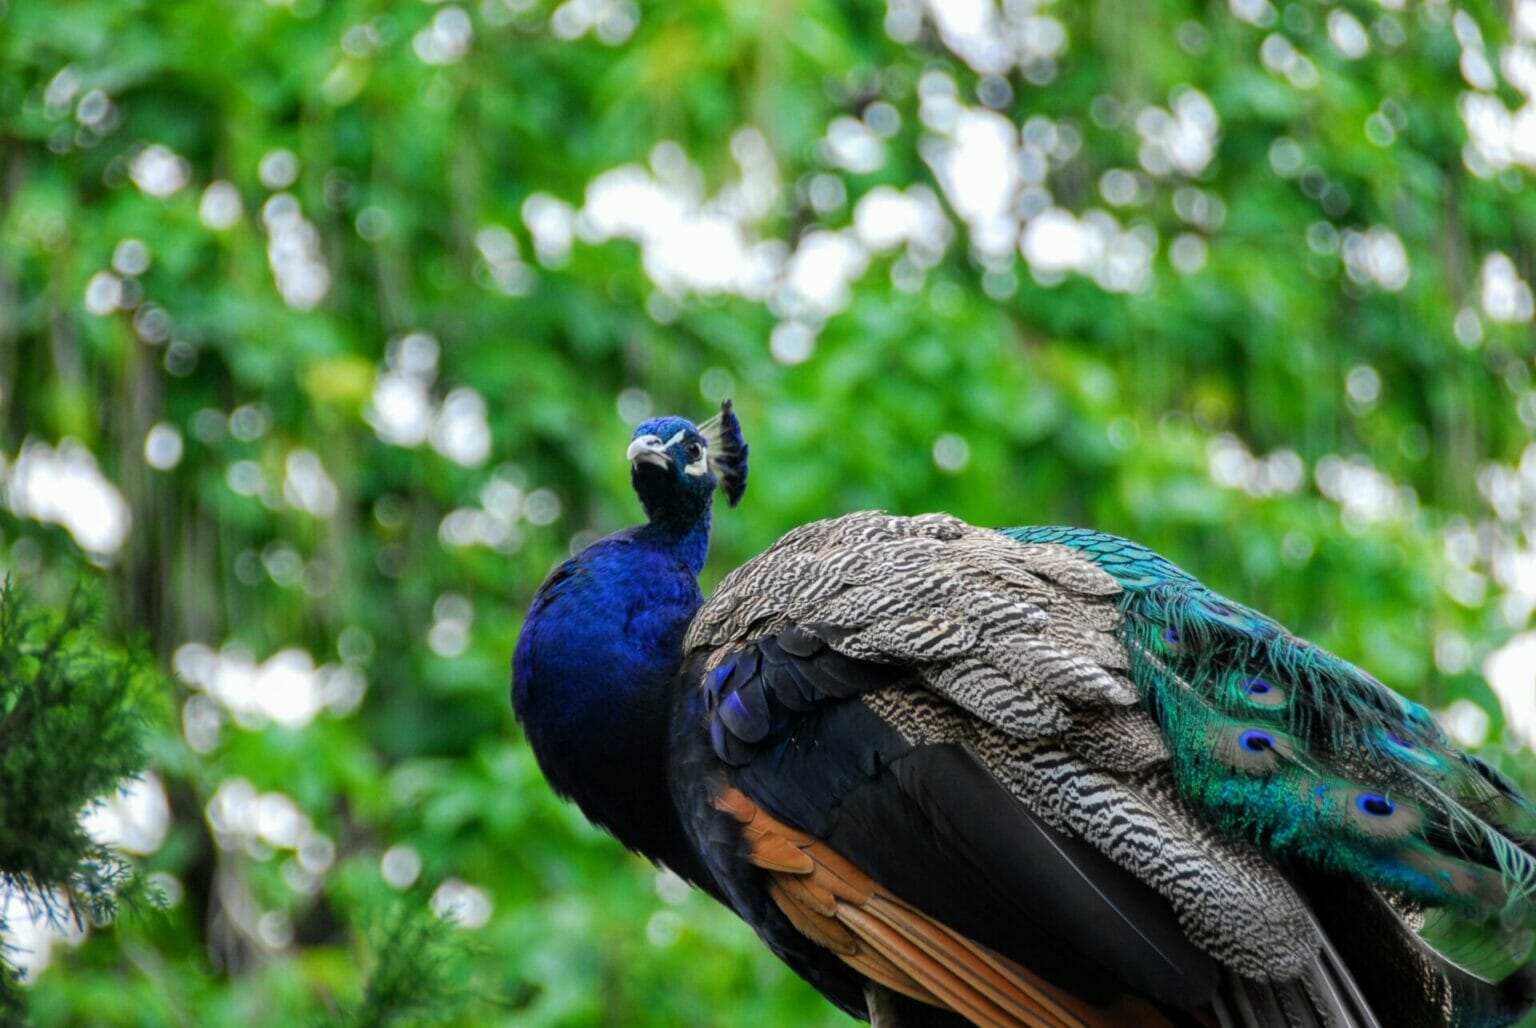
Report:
637,509,711,575
512,490,714,888
633,466,713,575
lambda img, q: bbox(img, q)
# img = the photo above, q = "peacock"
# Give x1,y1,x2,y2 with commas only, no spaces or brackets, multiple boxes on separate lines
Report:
512,402,1536,1027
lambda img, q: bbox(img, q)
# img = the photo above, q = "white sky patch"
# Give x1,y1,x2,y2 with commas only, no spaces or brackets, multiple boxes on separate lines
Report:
1020,207,1099,278
263,194,330,311
0,885,86,983
1481,252,1535,323
1446,443,1536,628
1506,44,1536,102
918,68,962,134
204,777,336,876
920,0,1067,76
5,438,132,559
1019,207,1154,293
1169,233,1207,274
522,193,575,266
367,332,440,448
1456,11,1497,90
44,65,81,115
75,88,114,131
366,333,492,465
84,272,123,316
258,149,300,190
523,488,561,526
413,5,473,65
580,133,784,301
112,239,150,277
174,642,364,731
1455,1,1536,174
1327,10,1370,59
551,0,640,45
440,472,528,553
1228,0,1276,27
583,165,739,292
782,230,869,319
1484,632,1536,749
924,107,1020,258
853,185,951,268
824,115,887,174
382,844,423,889
368,371,434,447
1135,89,1220,177
1207,435,1305,497
1341,226,1410,292
427,593,473,658
82,772,170,856
769,321,817,365
1345,364,1381,409
474,224,532,295
431,877,493,928
932,433,970,473
1479,461,1526,525
1460,92,1536,173
923,0,1010,74
129,144,190,198
1259,33,1319,89
1315,454,1415,528
144,423,184,471
200,180,243,230
282,449,340,517
430,388,492,467
1437,697,1491,748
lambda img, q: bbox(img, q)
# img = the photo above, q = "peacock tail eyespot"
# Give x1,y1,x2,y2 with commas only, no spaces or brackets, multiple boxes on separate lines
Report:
1161,626,1180,648
1357,793,1395,817
1212,723,1290,774
1239,730,1275,753
1230,673,1287,710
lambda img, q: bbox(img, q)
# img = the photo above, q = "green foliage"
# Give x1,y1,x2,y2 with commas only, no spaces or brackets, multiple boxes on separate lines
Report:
322,887,478,1028
0,0,1533,1023
0,581,157,1015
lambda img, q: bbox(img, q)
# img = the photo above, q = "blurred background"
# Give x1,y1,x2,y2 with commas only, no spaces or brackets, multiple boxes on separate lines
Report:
2,0,1535,1023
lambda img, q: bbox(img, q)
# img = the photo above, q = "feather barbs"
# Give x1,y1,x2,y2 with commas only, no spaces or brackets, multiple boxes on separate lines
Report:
697,399,749,507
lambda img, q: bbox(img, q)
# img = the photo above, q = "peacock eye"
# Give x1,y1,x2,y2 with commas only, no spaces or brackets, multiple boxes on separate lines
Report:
1239,729,1275,753
686,442,703,462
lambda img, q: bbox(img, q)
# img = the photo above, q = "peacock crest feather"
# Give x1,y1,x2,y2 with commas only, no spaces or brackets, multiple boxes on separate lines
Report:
697,399,749,508
1004,525,1536,980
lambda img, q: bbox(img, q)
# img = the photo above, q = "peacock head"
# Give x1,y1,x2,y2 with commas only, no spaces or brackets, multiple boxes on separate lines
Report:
626,399,749,529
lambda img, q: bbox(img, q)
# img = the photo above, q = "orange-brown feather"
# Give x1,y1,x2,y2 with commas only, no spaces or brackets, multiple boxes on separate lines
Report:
716,786,1180,1028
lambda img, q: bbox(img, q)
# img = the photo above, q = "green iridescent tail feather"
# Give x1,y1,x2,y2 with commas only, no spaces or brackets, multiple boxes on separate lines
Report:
1003,526,1536,976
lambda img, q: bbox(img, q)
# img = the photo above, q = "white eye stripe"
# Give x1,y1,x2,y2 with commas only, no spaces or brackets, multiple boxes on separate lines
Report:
683,458,710,476
663,429,709,454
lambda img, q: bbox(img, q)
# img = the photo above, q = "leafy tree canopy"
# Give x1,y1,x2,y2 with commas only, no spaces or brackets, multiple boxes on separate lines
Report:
1,0,1534,1022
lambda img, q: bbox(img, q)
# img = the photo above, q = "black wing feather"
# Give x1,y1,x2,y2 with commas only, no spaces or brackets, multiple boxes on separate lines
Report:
674,628,1222,1015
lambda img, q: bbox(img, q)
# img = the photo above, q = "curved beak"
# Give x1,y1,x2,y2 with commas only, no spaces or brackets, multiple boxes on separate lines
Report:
625,435,671,469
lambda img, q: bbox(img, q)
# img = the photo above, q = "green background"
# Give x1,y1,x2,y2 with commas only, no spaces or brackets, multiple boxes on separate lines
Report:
2,0,1535,1023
